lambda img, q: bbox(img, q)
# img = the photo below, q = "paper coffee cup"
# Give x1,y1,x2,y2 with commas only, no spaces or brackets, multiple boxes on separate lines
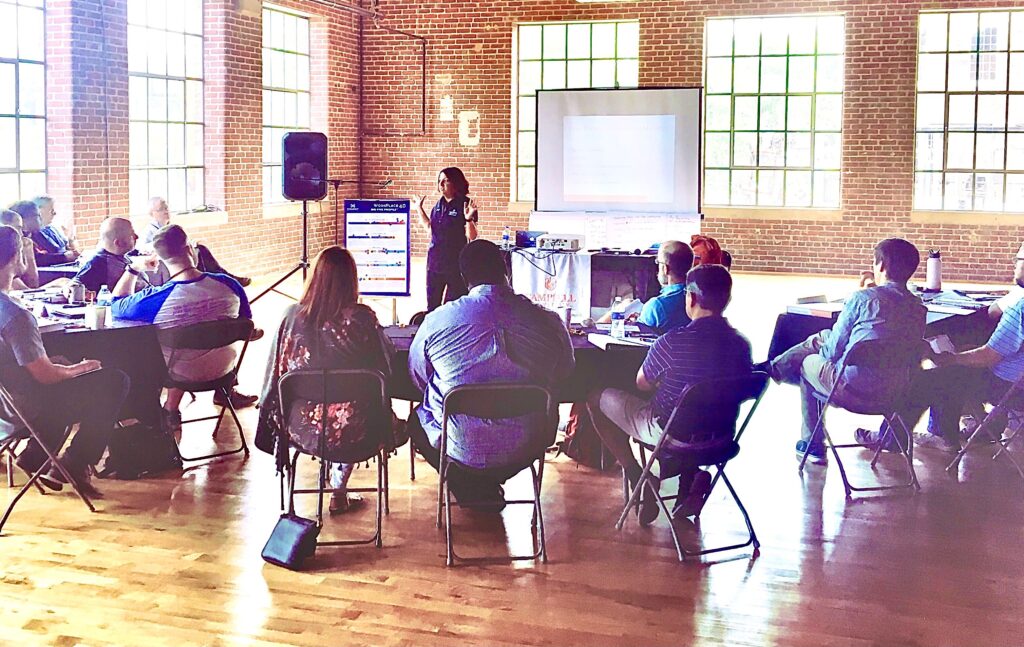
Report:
86,305,108,329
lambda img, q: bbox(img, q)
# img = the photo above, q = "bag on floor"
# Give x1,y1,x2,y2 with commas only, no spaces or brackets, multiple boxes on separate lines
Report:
262,514,320,570
557,402,618,472
99,423,183,480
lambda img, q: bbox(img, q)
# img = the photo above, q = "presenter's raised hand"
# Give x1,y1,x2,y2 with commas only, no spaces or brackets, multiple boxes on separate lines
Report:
464,198,479,222
413,195,425,212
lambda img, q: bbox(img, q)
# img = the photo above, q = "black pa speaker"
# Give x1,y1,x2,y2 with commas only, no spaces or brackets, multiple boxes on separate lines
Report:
282,131,328,201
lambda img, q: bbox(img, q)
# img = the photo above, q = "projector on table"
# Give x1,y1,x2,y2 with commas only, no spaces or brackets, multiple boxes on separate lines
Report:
537,233,584,252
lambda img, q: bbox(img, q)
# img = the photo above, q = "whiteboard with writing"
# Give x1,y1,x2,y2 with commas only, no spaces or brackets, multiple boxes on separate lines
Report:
528,211,701,252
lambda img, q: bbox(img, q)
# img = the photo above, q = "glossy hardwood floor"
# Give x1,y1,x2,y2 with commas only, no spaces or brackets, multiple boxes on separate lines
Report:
2,270,1023,646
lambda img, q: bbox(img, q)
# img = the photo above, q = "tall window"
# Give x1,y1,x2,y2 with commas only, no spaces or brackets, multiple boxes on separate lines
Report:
262,5,311,203
915,10,1024,212
514,21,639,202
703,15,845,208
0,0,45,202
127,0,204,215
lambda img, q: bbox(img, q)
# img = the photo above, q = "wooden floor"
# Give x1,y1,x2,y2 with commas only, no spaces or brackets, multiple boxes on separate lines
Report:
3,270,1024,646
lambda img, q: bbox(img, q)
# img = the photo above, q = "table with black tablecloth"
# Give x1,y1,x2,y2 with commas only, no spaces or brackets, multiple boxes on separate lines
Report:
40,319,166,426
766,291,998,362
383,326,648,403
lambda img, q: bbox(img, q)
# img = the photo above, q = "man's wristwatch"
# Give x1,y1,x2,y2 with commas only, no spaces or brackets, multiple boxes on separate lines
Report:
126,266,142,277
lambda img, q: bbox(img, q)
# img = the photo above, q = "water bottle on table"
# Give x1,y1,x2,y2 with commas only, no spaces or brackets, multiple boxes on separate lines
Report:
97,284,112,307
610,296,626,340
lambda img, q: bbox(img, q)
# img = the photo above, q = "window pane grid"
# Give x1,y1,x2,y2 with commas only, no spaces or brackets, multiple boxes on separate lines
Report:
262,6,311,204
0,0,46,201
514,20,640,202
704,14,845,208
128,0,204,216
915,9,1024,212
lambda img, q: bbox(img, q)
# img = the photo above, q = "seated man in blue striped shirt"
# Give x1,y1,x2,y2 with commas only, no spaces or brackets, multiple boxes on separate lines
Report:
409,239,575,508
589,264,752,526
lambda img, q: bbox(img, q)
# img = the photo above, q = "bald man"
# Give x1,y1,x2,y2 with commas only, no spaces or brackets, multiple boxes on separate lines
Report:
71,218,164,293
596,240,696,334
0,209,40,289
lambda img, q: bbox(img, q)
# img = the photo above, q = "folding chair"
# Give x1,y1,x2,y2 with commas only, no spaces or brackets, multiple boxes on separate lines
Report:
798,339,924,497
278,369,391,549
158,318,254,462
617,373,769,562
0,384,97,535
437,383,557,566
946,373,1024,481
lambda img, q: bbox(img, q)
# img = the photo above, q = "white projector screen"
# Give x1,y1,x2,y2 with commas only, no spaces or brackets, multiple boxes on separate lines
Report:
535,88,701,214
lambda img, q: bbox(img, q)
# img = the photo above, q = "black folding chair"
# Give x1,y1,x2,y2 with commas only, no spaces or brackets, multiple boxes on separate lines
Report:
158,318,253,462
617,373,769,562
278,368,391,549
437,383,557,566
0,384,97,535
946,372,1024,481
798,339,924,497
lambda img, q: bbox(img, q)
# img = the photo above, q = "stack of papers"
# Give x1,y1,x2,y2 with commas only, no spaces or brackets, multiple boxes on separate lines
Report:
587,333,650,349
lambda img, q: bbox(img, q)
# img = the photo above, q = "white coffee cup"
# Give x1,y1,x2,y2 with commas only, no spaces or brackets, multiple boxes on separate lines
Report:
85,305,108,330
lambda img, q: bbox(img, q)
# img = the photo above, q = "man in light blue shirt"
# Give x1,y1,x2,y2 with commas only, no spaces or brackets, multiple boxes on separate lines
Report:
769,239,926,463
638,240,694,334
409,239,575,506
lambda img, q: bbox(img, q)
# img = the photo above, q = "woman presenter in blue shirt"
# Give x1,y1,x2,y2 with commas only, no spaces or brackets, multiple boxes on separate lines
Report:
413,167,479,311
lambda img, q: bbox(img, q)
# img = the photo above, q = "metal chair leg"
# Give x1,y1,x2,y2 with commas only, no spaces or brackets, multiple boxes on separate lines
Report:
382,452,390,515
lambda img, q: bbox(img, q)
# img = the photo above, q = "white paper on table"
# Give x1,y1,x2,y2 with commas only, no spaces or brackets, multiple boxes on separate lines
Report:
587,333,648,349
927,334,956,355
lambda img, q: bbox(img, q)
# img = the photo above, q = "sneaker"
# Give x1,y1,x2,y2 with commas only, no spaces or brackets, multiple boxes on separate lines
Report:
329,491,365,515
752,360,781,383
161,408,182,433
15,455,63,491
629,474,661,527
48,461,103,499
854,428,902,453
213,389,258,410
913,431,959,453
796,439,828,465
235,276,252,287
249,327,265,342
672,469,713,519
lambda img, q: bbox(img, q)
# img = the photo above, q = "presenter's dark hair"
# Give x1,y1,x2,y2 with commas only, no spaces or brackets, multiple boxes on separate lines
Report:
686,264,732,313
299,246,360,332
7,200,39,222
460,239,507,287
0,225,22,268
874,238,920,284
151,224,191,260
439,167,470,196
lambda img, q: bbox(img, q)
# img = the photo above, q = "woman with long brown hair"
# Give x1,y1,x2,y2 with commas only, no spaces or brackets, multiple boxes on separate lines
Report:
256,246,399,514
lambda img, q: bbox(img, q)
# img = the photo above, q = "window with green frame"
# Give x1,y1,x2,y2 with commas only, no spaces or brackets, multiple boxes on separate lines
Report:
914,10,1024,212
514,20,639,203
703,14,845,208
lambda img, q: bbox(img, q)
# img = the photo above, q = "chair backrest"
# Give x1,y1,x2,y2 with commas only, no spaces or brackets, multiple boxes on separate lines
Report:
441,383,558,459
722,250,733,269
841,338,926,372
156,318,254,351
662,372,769,445
409,311,427,326
278,368,390,462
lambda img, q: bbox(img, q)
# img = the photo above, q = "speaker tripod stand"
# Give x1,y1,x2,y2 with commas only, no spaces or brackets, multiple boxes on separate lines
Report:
251,199,311,304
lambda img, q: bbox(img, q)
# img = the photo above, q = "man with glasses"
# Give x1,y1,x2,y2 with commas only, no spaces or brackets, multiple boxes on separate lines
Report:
987,244,1024,322
595,240,694,334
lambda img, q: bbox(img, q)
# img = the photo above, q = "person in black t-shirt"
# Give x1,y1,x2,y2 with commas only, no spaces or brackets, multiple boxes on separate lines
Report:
413,167,479,311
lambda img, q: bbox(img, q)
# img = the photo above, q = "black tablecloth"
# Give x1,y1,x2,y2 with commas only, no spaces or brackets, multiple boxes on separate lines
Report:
766,305,997,362
42,321,166,425
383,326,647,403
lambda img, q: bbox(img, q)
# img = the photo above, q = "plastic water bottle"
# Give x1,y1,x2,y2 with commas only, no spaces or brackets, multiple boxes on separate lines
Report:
610,296,626,339
502,225,511,250
96,285,112,307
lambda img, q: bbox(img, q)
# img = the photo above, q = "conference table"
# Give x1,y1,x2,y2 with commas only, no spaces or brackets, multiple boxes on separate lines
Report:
383,325,649,403
766,289,999,362
14,290,166,425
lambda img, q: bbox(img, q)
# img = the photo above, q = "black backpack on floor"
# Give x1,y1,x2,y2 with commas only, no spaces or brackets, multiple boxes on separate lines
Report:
98,423,183,480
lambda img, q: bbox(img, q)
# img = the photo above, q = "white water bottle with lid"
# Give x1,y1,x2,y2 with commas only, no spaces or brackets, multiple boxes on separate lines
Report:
925,249,942,292
502,225,511,250
610,296,626,340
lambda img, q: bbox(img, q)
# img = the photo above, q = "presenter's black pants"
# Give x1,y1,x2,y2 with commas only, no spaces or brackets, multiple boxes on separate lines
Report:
426,270,467,312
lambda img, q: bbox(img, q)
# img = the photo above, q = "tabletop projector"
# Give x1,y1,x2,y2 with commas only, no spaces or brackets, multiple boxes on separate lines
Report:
536,233,584,252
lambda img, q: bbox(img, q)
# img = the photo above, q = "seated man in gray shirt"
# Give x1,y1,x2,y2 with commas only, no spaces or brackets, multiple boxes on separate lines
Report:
0,226,129,497
409,239,575,508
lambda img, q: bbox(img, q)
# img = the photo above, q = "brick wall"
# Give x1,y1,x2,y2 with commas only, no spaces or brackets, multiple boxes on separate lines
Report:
359,0,1024,284
49,0,362,280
